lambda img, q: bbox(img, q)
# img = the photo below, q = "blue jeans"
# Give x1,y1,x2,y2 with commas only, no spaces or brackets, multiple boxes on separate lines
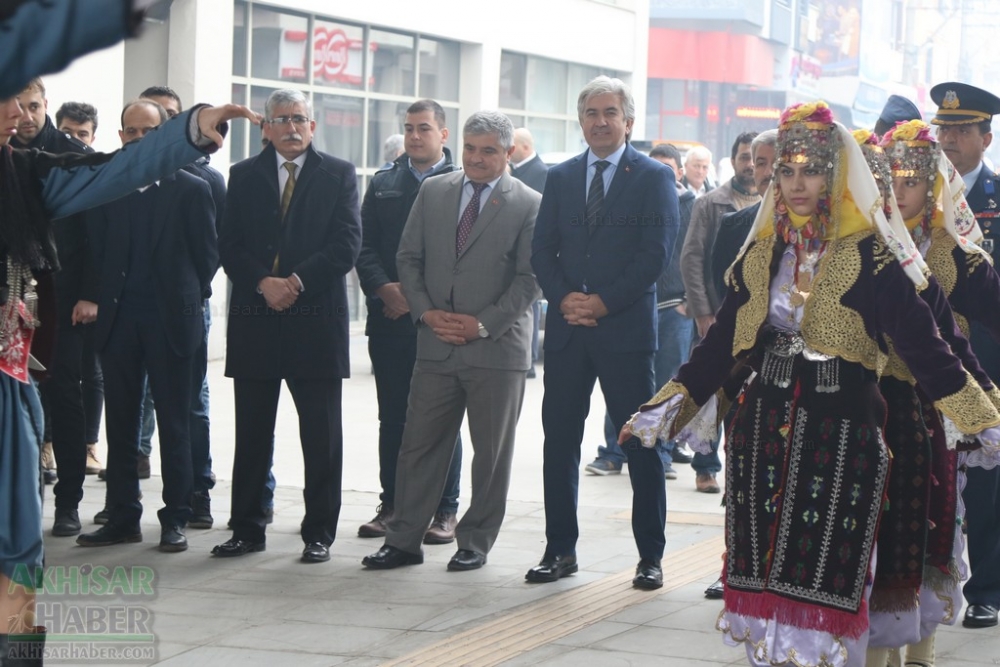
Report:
689,327,722,476
138,379,154,458
597,305,693,466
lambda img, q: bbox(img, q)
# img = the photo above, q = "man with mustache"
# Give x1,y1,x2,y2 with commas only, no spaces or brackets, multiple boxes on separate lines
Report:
214,89,361,564
679,132,759,495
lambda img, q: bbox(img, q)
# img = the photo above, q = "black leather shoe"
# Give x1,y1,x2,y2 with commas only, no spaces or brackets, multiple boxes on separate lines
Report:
362,545,423,569
52,509,81,537
448,549,487,571
632,558,663,590
76,524,142,547
963,603,999,628
188,491,213,529
704,577,724,599
525,554,578,583
302,542,330,563
159,526,188,553
211,537,265,557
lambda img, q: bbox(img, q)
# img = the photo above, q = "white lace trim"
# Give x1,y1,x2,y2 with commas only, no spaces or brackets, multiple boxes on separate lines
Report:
676,397,719,455
628,395,683,449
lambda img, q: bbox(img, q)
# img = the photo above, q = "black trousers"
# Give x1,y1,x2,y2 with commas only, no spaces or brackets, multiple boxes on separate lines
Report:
101,308,193,529
230,377,343,545
41,303,102,511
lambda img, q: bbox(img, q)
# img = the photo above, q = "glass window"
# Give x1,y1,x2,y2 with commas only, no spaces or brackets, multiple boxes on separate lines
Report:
313,20,366,91
526,57,567,115
232,1,247,77
525,117,566,155
250,6,309,83
567,64,600,114
370,29,415,96
230,83,248,163
367,99,409,169
314,93,364,165
499,52,527,110
418,38,460,101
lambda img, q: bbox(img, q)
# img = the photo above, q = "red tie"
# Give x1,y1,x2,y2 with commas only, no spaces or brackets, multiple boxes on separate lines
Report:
456,182,487,255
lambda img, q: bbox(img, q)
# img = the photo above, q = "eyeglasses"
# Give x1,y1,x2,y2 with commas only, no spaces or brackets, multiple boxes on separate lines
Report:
266,115,311,127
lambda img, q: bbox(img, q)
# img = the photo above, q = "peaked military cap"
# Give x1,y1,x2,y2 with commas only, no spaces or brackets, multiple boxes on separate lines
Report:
930,82,1000,126
875,95,921,135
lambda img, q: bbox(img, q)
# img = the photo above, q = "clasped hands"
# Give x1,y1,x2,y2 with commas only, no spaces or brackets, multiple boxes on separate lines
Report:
259,276,302,311
422,310,478,345
560,292,608,327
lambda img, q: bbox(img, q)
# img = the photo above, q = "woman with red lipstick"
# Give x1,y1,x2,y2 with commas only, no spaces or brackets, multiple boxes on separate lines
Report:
621,102,1000,666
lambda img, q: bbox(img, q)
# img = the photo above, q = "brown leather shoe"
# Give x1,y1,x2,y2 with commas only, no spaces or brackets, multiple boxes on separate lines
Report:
423,510,457,544
358,503,393,538
696,473,721,494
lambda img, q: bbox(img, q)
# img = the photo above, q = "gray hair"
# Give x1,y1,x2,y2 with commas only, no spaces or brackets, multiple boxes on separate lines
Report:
751,129,778,160
382,134,404,163
463,111,514,150
264,89,312,120
576,76,635,124
685,145,712,164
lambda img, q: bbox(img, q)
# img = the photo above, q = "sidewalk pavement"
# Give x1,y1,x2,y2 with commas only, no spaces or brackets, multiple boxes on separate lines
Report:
39,330,1000,666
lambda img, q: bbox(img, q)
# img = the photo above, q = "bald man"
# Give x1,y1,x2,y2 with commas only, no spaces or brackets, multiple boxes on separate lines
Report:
510,128,548,194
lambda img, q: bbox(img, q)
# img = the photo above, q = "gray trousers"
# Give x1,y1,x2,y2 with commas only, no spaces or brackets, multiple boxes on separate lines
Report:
385,355,525,556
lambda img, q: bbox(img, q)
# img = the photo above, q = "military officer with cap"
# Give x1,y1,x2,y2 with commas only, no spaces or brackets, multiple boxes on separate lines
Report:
874,94,921,136
931,80,1000,629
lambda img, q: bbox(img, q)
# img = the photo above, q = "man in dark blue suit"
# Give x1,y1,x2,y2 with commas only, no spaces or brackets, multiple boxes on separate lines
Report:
527,76,678,590
931,81,1000,629
76,98,218,553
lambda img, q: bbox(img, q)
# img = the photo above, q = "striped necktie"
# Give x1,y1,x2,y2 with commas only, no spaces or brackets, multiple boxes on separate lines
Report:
587,160,609,235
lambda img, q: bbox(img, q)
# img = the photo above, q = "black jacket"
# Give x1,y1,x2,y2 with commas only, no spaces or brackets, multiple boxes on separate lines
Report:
356,148,457,336
84,170,218,358
511,154,548,194
15,115,91,306
656,186,695,306
711,201,760,302
220,143,361,379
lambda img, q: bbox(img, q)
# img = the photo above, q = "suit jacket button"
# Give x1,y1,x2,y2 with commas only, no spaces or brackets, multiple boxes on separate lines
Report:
113,298,118,304
121,270,126,277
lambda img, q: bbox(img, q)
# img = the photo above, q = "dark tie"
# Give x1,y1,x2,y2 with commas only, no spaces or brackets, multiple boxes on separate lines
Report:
587,160,609,234
456,182,487,255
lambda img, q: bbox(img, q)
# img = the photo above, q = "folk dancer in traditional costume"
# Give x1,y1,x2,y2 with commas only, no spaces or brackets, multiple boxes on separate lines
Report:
621,102,1000,667
867,119,1000,667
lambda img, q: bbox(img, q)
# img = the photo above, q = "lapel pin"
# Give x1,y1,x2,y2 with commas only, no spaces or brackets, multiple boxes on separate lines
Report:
492,199,498,205
624,166,631,173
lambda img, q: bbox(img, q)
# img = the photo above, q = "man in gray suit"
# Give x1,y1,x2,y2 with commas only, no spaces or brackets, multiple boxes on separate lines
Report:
362,111,541,572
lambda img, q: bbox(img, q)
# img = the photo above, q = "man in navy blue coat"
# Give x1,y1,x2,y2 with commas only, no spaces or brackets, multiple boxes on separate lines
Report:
527,76,678,590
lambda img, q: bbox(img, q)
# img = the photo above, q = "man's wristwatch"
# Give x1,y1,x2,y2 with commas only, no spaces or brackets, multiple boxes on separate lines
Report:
477,321,489,338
